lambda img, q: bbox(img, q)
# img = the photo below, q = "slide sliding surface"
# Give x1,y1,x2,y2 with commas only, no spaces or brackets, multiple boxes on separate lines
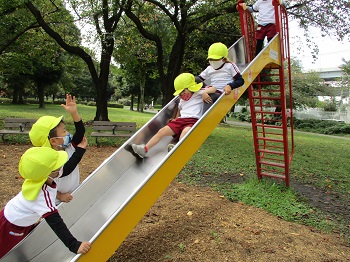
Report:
1,35,282,262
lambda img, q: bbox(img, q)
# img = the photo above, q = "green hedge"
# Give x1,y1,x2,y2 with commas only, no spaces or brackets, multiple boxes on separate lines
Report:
232,112,350,135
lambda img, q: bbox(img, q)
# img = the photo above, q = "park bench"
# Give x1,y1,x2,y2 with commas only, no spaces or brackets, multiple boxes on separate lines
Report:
0,118,37,142
91,121,136,145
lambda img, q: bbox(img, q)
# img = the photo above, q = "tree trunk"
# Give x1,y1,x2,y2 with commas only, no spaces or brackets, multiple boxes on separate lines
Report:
37,82,45,108
130,95,134,111
140,68,146,113
11,85,19,104
18,87,24,104
94,80,109,121
137,94,141,112
25,1,113,121
159,36,185,106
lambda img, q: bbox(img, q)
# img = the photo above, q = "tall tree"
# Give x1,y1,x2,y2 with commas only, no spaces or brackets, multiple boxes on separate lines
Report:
339,59,350,100
286,0,350,41
124,0,237,105
2,0,350,116
22,0,124,120
113,10,162,111
288,58,332,109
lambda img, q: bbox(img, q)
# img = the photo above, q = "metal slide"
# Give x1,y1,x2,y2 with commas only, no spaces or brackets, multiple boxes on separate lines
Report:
1,36,282,262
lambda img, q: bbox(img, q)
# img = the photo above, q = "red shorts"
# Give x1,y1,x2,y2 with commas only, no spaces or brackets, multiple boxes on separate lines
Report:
167,118,198,140
0,209,36,258
256,23,276,40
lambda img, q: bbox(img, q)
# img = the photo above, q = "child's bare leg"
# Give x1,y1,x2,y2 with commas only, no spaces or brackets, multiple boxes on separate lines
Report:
179,126,192,140
145,126,175,150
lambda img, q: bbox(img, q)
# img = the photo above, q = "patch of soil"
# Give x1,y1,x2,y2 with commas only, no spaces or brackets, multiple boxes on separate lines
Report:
0,144,349,261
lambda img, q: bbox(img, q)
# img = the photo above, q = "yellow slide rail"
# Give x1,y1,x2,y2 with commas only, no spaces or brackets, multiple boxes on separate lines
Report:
76,35,282,261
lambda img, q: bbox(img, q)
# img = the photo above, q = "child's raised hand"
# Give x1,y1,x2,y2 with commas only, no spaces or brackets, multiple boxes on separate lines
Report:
77,136,88,149
202,93,212,104
77,241,91,254
61,94,78,116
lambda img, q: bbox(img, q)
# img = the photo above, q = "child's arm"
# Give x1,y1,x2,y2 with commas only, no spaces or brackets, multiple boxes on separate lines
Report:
72,119,85,147
202,86,217,104
195,75,205,83
224,73,244,95
45,212,91,254
61,136,87,177
61,94,85,145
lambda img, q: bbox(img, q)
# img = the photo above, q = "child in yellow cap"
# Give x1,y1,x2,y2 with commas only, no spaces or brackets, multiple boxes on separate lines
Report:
0,147,91,258
131,73,216,158
29,94,87,205
196,42,244,113
239,0,284,56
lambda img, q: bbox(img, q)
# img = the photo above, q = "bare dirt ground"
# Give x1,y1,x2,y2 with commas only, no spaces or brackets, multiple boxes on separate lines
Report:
1,144,349,261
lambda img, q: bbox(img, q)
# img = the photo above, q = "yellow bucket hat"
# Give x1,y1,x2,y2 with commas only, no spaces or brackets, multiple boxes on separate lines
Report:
19,147,68,201
29,116,63,148
207,42,228,60
173,73,203,96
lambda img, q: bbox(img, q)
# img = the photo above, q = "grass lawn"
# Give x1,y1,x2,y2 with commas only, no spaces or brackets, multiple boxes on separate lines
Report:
1,103,349,240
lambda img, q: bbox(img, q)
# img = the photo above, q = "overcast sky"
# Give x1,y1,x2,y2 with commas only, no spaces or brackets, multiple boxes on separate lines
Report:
288,21,350,71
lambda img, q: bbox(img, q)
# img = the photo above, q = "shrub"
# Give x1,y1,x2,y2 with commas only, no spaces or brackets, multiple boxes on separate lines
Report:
117,98,131,106
324,124,350,135
107,102,123,108
232,112,251,122
52,100,65,105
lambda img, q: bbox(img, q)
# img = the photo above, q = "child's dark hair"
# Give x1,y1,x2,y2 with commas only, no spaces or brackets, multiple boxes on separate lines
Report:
48,120,64,138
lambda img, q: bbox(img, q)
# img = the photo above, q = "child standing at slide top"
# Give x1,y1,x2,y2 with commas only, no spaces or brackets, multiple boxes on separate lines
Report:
196,42,244,113
131,73,216,158
0,147,91,258
29,94,87,205
239,0,284,56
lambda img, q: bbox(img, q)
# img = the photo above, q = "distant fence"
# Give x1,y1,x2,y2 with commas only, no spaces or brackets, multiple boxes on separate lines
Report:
233,106,350,124
294,109,349,123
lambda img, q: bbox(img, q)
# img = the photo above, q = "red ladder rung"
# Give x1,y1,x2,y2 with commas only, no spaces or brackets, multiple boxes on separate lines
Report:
252,82,281,85
258,149,284,155
260,172,286,180
255,123,282,129
258,143,285,149
251,96,282,100
257,131,283,136
251,87,281,91
260,160,285,168
260,155,285,162
257,137,284,142
254,111,282,115
261,167,285,174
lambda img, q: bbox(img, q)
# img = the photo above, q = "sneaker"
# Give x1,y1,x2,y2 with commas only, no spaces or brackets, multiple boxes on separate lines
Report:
132,144,147,158
167,144,175,152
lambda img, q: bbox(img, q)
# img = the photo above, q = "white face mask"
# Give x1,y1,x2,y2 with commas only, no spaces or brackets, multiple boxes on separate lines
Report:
209,60,224,69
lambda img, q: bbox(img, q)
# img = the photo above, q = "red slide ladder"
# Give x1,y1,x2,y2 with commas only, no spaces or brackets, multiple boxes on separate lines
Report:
238,0,294,186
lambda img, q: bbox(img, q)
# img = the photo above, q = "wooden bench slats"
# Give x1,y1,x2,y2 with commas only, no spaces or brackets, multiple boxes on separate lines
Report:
4,123,34,129
93,126,136,132
90,132,133,137
91,121,136,145
0,130,32,134
0,118,37,142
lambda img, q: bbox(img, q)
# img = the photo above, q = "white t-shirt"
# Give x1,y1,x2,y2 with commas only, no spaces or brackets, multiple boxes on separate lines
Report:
251,0,275,25
178,88,209,119
56,144,80,203
199,62,241,93
4,184,57,227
